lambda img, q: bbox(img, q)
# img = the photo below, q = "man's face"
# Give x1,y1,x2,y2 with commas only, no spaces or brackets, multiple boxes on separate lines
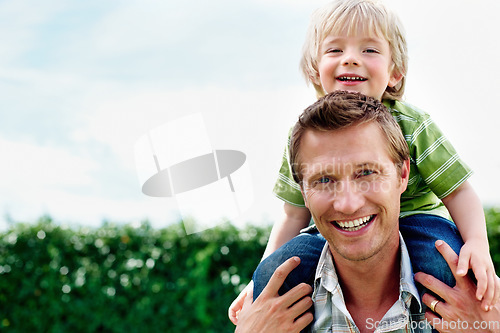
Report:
299,122,409,262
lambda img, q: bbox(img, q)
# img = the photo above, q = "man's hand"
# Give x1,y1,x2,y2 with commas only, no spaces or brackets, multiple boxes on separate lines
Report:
235,257,314,333
228,281,253,325
414,240,500,333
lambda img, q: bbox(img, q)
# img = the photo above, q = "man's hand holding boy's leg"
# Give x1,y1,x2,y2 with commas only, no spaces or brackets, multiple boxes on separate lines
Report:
234,257,313,333
415,240,500,333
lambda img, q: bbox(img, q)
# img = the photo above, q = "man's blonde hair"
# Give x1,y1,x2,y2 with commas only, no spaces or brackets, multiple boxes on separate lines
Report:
300,0,408,100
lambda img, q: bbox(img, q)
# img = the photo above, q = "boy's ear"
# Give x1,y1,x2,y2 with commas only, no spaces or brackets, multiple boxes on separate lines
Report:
388,69,403,88
310,73,321,87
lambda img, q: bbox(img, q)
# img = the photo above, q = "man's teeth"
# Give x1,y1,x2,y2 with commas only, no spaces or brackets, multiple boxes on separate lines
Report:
338,76,366,81
336,215,373,231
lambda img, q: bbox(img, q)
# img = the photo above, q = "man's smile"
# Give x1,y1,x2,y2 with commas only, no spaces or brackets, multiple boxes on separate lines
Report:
333,214,375,231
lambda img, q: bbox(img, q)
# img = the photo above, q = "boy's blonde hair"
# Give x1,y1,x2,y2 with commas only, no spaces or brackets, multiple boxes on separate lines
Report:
300,0,408,100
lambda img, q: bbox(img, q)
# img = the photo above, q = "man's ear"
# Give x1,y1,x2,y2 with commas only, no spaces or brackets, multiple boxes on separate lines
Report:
399,159,410,194
300,188,309,209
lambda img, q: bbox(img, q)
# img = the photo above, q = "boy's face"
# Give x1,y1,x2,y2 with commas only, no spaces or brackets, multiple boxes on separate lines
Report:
316,34,402,100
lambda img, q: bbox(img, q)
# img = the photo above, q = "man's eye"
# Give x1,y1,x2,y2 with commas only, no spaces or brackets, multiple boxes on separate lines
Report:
317,177,332,184
359,169,375,177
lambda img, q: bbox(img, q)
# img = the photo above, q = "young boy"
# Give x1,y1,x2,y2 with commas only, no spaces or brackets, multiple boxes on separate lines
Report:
228,0,499,324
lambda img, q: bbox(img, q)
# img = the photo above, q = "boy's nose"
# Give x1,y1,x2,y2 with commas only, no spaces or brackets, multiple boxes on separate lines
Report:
342,52,359,66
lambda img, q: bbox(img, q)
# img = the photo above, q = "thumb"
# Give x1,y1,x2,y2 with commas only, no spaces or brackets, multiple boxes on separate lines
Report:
456,247,471,277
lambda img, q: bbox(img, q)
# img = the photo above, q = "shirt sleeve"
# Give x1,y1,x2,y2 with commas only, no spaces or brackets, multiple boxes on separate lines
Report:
409,113,472,199
272,135,306,207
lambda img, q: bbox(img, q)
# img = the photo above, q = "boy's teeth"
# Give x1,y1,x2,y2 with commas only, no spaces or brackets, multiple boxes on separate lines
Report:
338,76,366,81
336,215,373,230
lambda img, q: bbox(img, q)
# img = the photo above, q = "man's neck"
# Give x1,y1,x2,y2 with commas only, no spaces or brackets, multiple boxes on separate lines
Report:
331,238,401,332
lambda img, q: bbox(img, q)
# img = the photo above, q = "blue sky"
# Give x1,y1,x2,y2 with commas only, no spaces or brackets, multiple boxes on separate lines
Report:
1,0,499,230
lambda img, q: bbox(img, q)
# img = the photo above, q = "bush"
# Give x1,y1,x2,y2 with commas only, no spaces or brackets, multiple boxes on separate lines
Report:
486,206,500,273
1,207,500,332
0,216,270,332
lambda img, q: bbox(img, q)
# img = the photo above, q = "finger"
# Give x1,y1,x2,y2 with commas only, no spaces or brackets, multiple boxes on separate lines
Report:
280,282,313,309
480,269,497,311
421,293,444,315
229,287,251,325
492,276,500,307
456,247,471,277
239,286,254,314
260,257,301,298
473,263,488,301
434,240,460,281
245,288,254,306
229,293,245,324
414,271,452,304
292,311,314,332
288,295,313,319
228,309,238,325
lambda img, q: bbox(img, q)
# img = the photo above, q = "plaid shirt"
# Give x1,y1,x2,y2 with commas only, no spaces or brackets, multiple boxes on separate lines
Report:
310,234,432,333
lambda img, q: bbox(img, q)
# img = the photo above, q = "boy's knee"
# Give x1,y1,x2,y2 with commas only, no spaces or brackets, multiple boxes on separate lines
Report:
252,257,280,300
253,255,286,286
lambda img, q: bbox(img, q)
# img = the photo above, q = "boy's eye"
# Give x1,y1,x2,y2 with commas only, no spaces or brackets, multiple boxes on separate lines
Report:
364,48,379,53
326,48,342,53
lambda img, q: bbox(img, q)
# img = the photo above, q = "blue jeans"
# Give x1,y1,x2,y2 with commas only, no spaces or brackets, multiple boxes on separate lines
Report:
253,214,464,300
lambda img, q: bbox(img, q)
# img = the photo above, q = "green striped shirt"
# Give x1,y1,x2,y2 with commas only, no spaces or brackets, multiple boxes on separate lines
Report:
273,100,472,219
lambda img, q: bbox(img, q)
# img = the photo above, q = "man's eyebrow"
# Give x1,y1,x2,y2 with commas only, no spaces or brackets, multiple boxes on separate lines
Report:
356,162,377,168
354,162,384,169
304,170,329,181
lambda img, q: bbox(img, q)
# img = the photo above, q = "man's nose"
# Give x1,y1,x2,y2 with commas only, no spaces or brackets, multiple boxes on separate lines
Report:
332,181,365,214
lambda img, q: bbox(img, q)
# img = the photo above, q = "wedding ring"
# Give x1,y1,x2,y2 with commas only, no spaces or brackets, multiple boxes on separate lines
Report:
430,299,440,312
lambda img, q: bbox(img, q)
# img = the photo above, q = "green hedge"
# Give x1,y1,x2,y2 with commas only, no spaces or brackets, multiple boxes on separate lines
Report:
0,216,269,332
1,207,500,332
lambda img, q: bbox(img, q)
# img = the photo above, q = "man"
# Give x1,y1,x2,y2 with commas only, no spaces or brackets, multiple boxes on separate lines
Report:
235,91,499,332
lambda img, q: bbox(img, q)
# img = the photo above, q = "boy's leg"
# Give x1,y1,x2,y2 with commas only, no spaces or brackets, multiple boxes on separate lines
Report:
400,214,464,289
252,227,326,301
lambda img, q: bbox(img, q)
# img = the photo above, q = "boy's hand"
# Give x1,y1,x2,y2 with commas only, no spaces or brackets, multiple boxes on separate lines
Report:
456,238,500,311
228,281,253,325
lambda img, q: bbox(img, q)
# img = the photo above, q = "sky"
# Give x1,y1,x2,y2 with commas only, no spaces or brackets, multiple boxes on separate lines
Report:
1,0,499,231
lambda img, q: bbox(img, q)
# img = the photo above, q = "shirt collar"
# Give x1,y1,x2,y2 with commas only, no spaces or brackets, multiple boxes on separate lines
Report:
399,233,422,310
314,232,421,308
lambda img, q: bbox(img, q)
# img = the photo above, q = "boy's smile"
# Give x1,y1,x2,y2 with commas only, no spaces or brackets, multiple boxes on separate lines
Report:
336,74,367,85
316,35,402,100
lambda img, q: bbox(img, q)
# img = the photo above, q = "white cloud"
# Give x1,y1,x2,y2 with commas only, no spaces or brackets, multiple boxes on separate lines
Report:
0,136,97,188
0,136,98,227
0,0,67,63
69,82,314,224
1,0,499,231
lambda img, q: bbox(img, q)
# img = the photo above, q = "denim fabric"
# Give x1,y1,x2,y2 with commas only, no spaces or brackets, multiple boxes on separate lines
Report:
253,228,325,300
252,214,464,301
399,214,464,289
